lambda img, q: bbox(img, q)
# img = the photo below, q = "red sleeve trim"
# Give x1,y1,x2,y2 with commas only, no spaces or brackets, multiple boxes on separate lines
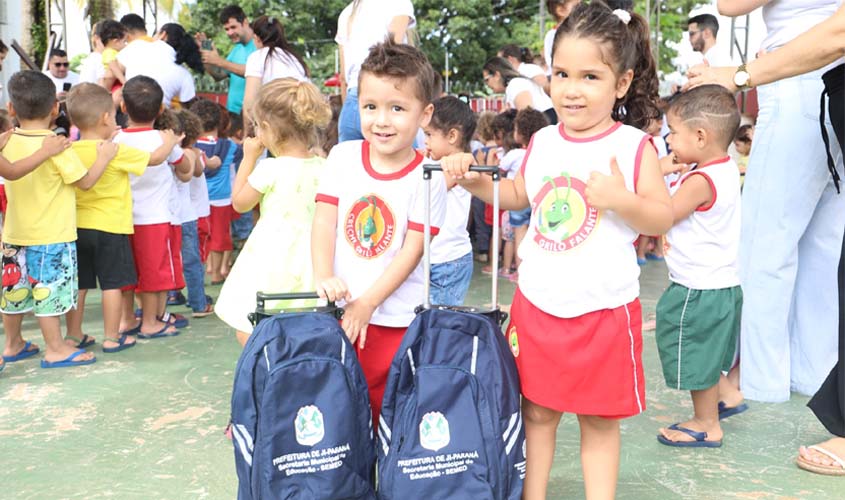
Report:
518,134,536,178
633,135,656,194
408,221,440,236
171,154,185,165
315,193,339,205
683,172,717,211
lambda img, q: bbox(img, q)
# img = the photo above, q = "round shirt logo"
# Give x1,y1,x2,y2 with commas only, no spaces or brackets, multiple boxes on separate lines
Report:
531,172,599,252
344,194,395,258
507,324,519,357
419,411,450,451
295,405,325,447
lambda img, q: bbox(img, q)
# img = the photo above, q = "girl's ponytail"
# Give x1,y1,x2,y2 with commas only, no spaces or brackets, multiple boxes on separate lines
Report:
616,10,660,130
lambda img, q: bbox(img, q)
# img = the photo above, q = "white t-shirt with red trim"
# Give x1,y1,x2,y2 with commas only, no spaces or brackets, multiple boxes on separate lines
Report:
429,164,472,265
173,170,195,225
517,122,652,318
316,140,447,327
665,157,741,290
114,128,184,226
190,156,211,219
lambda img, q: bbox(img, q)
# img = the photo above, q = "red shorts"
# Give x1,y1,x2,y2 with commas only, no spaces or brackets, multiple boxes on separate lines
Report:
0,184,7,214
197,215,211,263
129,223,177,293
355,324,407,426
170,224,185,289
508,288,645,419
209,205,237,252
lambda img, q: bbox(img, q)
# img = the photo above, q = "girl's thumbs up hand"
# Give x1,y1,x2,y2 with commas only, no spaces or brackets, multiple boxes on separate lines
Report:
585,156,627,210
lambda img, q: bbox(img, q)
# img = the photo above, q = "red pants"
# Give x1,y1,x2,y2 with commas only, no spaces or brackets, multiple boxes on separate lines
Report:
355,324,407,426
197,215,211,263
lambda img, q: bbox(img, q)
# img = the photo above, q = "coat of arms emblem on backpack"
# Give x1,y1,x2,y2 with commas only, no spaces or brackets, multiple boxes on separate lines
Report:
419,411,450,451
295,405,325,447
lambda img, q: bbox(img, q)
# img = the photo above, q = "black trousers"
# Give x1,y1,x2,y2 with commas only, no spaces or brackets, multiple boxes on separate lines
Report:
808,63,845,437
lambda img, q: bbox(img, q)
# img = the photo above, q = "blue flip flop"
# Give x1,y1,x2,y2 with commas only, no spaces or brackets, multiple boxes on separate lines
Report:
2,341,40,362
120,323,142,336
718,401,749,420
657,424,722,448
138,324,180,339
637,257,648,266
41,349,96,369
646,253,665,261
103,334,136,353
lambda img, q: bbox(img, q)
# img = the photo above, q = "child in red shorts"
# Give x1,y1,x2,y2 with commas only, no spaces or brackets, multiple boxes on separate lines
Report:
113,76,190,338
313,42,446,425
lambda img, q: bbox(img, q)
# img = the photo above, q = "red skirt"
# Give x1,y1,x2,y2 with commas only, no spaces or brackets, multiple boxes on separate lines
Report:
507,288,645,418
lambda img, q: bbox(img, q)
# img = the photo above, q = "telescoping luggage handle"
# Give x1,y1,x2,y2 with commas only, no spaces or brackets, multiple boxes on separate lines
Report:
422,164,501,311
248,292,343,326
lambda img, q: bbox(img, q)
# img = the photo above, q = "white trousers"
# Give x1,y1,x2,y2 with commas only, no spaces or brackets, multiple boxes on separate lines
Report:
739,69,845,402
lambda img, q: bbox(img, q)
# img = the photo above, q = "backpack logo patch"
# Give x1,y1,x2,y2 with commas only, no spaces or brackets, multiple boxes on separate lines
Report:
507,324,520,357
295,405,325,447
419,411,450,451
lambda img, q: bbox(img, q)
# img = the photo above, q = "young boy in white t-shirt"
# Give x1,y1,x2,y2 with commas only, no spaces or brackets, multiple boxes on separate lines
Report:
656,85,745,448
423,96,476,306
313,41,446,424
114,76,189,339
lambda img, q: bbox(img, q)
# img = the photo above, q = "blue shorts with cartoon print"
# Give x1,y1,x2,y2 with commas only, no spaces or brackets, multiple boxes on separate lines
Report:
0,242,78,316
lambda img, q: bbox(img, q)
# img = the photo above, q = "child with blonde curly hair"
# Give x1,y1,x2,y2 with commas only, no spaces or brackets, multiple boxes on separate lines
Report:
215,78,332,346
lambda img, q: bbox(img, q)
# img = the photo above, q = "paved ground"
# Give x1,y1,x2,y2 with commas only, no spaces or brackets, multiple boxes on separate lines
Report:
0,261,840,499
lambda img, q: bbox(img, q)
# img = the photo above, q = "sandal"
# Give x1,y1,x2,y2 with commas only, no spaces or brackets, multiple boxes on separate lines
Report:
65,334,96,349
103,334,136,353
797,445,845,476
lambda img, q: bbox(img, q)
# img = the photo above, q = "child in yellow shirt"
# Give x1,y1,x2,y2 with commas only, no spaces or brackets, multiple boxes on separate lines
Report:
1,71,117,369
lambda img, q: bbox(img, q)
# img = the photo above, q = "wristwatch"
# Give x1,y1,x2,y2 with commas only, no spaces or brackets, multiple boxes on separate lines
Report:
733,64,752,91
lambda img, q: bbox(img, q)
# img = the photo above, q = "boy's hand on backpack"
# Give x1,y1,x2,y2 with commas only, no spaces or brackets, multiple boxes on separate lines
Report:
342,299,375,349
316,276,351,303
41,134,71,156
586,156,628,210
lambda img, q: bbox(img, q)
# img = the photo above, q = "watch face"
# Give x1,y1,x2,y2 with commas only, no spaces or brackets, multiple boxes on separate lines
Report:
734,71,749,87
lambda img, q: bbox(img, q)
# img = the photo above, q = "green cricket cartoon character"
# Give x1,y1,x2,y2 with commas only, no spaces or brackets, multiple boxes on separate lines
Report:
537,172,573,240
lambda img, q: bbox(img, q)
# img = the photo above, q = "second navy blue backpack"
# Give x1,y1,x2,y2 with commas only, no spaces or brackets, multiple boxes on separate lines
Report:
376,308,525,500
231,309,376,500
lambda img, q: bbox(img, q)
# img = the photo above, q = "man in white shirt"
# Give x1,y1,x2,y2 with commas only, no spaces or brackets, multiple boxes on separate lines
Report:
687,14,730,67
43,49,79,97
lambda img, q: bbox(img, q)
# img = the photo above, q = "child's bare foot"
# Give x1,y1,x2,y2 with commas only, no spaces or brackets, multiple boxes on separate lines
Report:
43,345,95,364
3,339,40,360
718,373,745,413
139,320,178,337
798,437,845,474
64,334,96,348
659,417,723,444
119,319,141,335
102,335,137,351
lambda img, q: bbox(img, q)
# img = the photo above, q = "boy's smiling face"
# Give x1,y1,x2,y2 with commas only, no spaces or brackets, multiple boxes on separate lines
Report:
358,72,433,167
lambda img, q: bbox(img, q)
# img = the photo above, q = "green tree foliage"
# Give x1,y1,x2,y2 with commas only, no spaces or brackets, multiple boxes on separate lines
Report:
181,1,700,92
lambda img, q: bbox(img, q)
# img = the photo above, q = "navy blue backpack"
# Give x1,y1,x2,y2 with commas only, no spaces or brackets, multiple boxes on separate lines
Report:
376,165,525,500
231,294,376,500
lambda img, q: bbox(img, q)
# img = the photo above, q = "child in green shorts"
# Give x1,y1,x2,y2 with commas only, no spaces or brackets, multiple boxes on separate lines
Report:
656,85,744,447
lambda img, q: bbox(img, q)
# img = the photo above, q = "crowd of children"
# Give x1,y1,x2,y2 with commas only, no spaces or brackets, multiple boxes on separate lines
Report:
0,0,770,497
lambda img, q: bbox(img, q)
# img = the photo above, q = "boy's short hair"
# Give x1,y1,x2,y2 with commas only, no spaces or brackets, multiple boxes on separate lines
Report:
176,109,203,148
219,5,247,25
122,76,164,123
7,71,56,120
154,109,182,134
430,96,476,152
0,109,13,132
120,13,147,33
359,39,437,105
514,108,550,147
475,111,497,143
668,84,740,150
227,113,243,138
66,83,113,130
97,19,128,44
190,99,222,133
